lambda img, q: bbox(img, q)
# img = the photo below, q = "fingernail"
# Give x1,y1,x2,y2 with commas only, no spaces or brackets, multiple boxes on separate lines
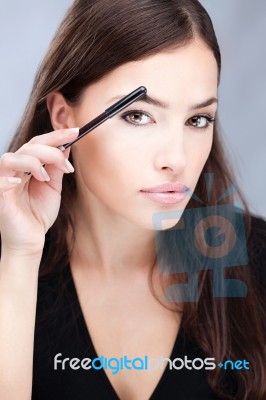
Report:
7,177,22,184
41,166,50,181
66,128,79,136
64,159,75,173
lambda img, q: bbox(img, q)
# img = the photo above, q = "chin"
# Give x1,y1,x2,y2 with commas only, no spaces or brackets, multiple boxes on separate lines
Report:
136,216,183,232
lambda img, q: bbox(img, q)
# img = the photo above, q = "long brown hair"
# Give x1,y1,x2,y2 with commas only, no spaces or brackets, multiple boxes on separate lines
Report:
2,0,265,398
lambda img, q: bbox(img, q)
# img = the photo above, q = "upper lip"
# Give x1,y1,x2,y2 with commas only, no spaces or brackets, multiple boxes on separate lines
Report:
140,182,189,193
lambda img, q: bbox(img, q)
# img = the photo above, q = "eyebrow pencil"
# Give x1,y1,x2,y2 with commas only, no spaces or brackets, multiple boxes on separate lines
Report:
24,86,147,175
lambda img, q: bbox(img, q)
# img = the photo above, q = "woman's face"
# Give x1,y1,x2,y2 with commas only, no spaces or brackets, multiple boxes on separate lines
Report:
70,40,218,230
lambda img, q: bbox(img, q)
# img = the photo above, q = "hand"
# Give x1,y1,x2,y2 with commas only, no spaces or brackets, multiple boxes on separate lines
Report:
0,128,79,256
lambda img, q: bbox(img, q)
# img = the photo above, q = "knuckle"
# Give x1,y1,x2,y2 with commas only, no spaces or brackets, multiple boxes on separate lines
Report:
0,152,13,166
49,145,63,160
29,133,45,144
28,136,38,144
18,143,30,152
0,152,12,161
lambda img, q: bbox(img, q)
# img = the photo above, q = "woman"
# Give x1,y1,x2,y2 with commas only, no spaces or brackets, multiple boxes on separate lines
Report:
0,0,265,399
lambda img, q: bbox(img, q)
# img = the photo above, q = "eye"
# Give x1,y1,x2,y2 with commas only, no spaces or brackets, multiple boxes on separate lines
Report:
186,115,216,130
120,110,154,127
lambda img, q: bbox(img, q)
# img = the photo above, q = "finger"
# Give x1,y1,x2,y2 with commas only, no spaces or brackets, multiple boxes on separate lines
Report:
0,153,53,182
43,146,75,187
16,143,75,174
29,128,79,147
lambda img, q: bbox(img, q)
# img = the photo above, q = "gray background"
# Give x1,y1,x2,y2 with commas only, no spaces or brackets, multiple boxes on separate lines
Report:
0,0,265,218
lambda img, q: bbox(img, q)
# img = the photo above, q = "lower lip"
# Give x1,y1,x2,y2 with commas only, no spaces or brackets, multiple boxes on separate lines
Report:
140,191,188,204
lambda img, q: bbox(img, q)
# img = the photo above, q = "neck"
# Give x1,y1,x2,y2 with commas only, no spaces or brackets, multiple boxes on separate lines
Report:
67,199,158,280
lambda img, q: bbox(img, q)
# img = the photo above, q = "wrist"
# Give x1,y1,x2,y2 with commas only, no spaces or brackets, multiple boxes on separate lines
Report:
1,243,44,260
0,247,43,274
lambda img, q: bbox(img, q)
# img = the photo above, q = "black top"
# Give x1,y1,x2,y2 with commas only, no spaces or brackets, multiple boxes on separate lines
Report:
31,214,266,400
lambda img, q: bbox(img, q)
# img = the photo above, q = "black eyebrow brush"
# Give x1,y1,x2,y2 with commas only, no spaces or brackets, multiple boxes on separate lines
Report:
25,86,147,175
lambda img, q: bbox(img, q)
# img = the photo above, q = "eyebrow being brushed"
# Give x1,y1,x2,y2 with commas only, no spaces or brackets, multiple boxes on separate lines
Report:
107,94,218,111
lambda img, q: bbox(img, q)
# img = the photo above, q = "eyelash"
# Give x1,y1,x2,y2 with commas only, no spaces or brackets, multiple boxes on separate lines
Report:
120,109,216,131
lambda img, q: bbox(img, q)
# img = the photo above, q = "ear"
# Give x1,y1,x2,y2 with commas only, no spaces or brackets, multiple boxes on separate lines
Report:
46,92,75,131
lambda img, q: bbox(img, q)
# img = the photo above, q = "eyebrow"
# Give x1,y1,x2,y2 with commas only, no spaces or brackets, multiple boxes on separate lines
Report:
106,94,218,111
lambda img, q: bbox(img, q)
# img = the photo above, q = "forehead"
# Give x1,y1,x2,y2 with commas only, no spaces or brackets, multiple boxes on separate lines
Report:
85,40,218,110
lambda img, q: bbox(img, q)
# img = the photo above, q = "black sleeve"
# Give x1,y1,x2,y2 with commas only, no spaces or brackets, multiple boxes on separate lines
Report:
248,214,266,307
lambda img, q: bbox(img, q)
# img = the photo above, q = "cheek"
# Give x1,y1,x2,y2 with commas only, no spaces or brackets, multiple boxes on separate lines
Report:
72,131,134,191
187,134,213,175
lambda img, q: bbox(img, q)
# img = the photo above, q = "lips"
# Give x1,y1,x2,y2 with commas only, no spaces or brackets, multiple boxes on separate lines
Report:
140,182,189,193
140,182,189,204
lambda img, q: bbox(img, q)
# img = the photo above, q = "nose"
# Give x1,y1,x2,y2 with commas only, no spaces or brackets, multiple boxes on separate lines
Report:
154,124,187,175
